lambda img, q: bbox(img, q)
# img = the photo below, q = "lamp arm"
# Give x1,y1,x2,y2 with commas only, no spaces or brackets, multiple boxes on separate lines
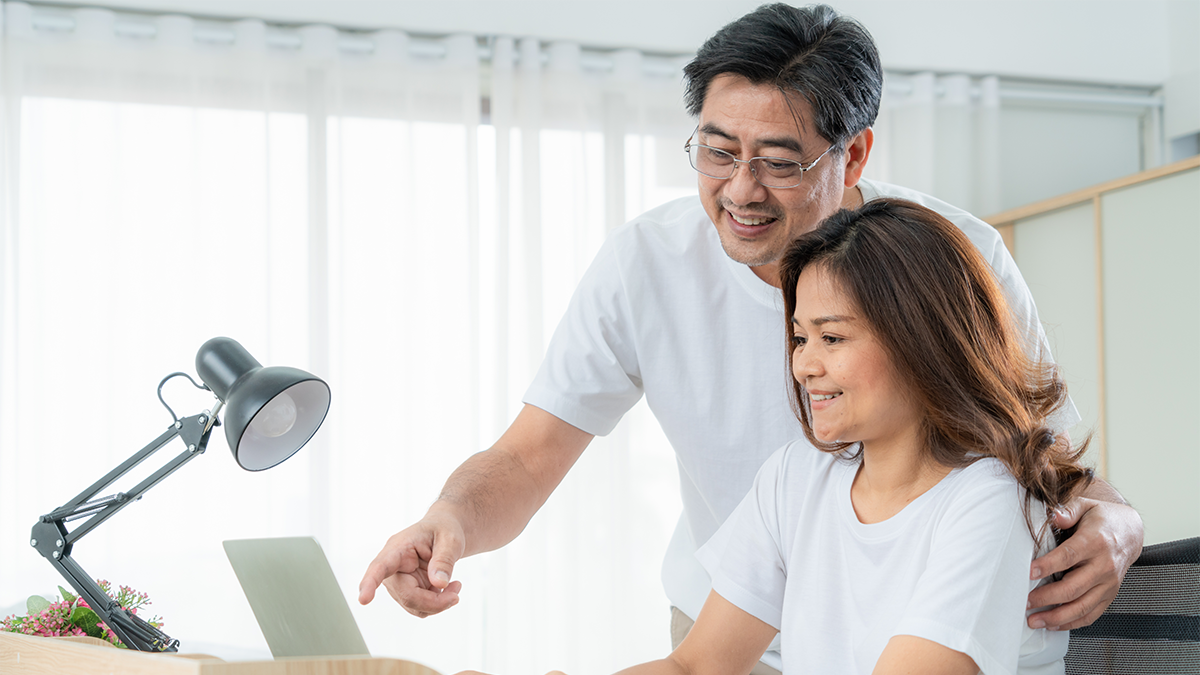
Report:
29,404,222,652
44,409,219,546
51,425,183,519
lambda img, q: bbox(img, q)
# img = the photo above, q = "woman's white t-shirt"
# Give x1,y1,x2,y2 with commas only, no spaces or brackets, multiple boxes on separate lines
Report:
697,444,1068,675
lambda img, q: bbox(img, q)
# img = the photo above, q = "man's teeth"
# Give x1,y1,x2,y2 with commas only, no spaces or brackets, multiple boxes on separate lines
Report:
732,213,772,226
810,393,842,401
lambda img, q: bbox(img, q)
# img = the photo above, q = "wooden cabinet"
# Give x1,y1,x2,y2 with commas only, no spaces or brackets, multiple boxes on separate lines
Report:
988,156,1200,545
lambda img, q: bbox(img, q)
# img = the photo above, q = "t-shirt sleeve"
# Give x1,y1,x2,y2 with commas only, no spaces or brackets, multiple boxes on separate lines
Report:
695,445,791,631
893,466,1065,675
522,235,644,437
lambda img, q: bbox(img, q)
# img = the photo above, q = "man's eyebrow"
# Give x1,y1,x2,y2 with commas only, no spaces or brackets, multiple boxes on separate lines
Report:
699,122,737,143
757,135,805,156
699,122,805,156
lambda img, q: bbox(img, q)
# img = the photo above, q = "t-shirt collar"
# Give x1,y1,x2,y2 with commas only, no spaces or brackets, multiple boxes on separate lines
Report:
723,252,785,312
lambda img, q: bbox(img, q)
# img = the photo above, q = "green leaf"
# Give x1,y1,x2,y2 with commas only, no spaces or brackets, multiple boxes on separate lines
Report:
70,606,104,639
26,595,50,615
58,586,77,603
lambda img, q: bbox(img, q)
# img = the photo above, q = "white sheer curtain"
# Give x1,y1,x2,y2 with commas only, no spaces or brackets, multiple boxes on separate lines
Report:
866,73,1003,215
1,4,1153,673
0,2,693,673
865,71,1153,216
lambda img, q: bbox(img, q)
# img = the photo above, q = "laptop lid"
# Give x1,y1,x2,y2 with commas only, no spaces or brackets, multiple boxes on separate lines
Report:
223,536,371,658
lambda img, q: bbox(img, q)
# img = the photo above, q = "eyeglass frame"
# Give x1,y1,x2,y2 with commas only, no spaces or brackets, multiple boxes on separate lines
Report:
683,127,835,189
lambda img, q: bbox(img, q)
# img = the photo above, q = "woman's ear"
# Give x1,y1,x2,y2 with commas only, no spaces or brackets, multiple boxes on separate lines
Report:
842,127,873,188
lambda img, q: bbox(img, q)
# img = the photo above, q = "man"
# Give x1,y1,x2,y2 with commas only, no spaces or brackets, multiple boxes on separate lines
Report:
359,5,1143,672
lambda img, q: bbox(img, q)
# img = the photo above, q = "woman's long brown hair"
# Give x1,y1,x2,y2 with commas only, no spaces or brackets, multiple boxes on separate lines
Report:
779,198,1093,543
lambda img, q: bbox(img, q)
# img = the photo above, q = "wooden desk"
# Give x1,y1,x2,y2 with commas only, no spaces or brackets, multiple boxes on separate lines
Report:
0,632,442,675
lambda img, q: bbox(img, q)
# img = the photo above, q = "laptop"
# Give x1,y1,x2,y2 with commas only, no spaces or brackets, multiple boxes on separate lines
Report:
223,536,371,659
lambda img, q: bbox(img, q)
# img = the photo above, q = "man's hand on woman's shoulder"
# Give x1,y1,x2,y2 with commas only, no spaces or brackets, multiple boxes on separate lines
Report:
1026,493,1144,631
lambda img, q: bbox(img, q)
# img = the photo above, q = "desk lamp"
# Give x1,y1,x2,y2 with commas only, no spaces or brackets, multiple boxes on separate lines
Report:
29,337,331,652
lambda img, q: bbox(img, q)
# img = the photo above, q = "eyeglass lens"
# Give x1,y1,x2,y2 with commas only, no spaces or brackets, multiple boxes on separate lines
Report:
686,144,805,188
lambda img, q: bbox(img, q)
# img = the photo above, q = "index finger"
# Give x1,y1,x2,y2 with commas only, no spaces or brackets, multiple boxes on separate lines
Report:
357,563,385,604
1030,539,1082,580
1027,580,1109,630
358,545,418,604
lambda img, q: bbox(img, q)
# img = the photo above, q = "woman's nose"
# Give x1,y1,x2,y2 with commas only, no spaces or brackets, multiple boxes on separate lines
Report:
792,344,822,380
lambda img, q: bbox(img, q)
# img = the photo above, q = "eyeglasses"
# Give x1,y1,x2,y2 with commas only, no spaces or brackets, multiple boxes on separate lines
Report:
684,129,834,189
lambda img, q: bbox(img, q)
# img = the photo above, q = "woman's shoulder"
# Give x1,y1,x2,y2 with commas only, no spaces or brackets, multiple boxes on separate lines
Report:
950,454,1017,485
765,440,850,489
957,456,1015,481
940,458,1025,510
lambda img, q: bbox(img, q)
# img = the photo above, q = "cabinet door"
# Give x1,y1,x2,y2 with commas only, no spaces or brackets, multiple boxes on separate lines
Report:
1014,201,1102,471
1101,168,1200,545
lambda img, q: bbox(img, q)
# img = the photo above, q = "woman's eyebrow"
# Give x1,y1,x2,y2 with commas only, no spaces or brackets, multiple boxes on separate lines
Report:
792,314,855,326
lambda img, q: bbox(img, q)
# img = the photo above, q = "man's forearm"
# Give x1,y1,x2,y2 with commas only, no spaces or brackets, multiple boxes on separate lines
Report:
1082,477,1131,506
430,446,551,557
428,404,594,558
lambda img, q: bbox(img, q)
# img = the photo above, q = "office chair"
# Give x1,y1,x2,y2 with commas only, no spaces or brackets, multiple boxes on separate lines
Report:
1064,536,1200,674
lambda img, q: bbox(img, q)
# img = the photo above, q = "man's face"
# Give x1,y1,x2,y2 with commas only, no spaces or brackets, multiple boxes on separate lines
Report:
696,74,850,286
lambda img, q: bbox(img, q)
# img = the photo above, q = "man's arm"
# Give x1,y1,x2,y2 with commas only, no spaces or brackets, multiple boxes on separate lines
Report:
1026,478,1144,631
358,404,593,617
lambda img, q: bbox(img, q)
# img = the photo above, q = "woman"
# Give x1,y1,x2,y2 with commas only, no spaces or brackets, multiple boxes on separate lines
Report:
626,198,1091,675
460,199,1092,675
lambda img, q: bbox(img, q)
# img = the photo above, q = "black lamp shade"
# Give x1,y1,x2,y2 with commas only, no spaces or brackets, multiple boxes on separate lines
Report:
195,337,331,471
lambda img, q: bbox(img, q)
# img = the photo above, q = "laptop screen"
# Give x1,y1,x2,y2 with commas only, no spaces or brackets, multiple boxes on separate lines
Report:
223,536,371,658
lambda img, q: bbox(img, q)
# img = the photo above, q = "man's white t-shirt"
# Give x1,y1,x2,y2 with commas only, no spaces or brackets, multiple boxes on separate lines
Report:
696,446,1068,675
522,179,1078,669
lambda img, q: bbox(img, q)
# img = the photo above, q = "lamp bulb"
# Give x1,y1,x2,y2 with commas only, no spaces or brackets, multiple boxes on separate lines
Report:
250,391,297,438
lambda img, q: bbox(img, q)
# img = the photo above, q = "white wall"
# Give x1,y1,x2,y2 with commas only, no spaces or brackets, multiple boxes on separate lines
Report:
33,0,1188,85
998,104,1143,210
1165,0,1200,145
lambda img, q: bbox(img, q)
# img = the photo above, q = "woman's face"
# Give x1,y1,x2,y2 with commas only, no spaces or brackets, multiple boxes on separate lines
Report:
790,266,922,448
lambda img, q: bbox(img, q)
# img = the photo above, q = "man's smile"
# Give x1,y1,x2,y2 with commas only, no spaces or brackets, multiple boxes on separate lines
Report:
730,212,776,226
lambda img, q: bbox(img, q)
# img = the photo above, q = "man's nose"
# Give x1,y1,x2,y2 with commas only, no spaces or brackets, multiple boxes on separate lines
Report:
722,160,769,206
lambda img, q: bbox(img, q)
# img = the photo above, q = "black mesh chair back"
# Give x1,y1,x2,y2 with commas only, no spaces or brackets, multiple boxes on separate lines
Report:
1064,536,1200,674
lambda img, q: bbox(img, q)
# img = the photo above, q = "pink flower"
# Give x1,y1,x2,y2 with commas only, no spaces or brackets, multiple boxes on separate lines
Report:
2,581,165,647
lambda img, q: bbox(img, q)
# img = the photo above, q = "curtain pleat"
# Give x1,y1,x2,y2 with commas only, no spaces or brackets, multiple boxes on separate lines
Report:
0,3,691,672
872,71,999,212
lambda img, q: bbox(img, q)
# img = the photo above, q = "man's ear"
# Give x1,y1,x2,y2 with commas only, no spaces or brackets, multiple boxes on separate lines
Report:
842,127,873,188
